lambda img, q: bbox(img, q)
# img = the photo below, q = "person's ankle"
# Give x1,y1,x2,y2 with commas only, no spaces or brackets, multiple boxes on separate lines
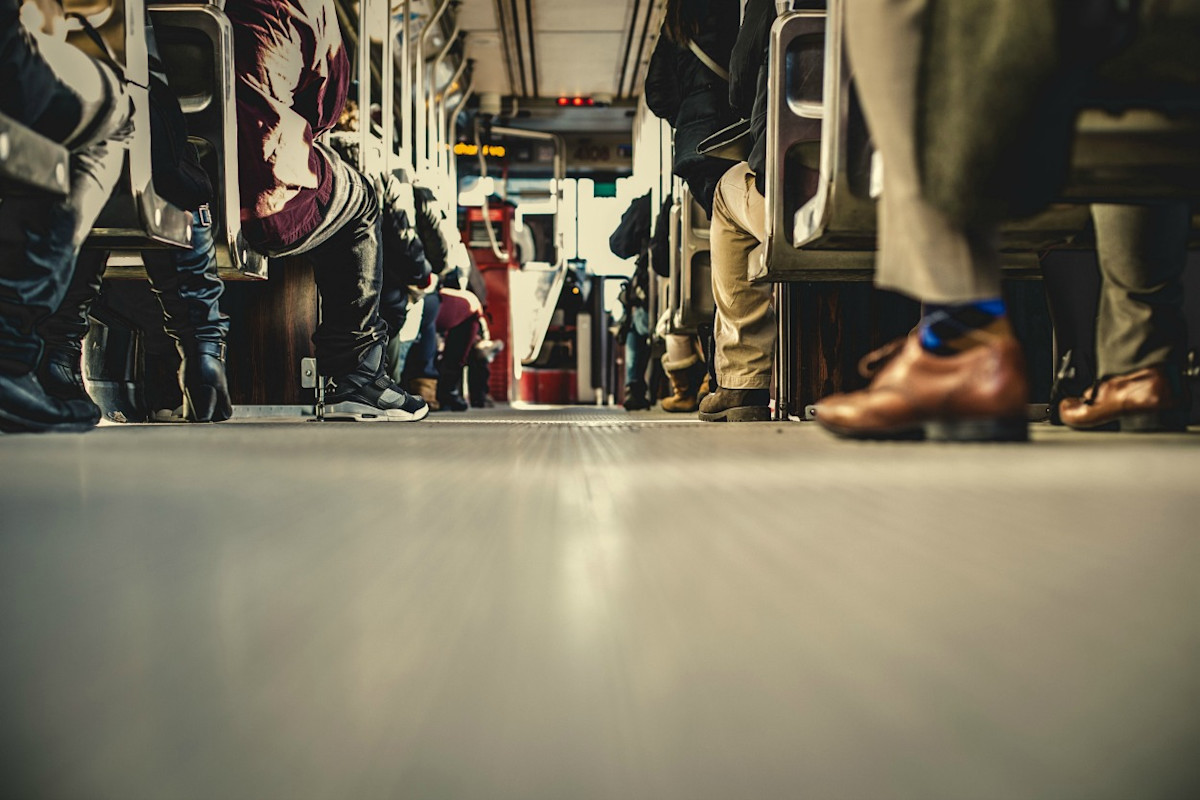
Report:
918,298,1010,356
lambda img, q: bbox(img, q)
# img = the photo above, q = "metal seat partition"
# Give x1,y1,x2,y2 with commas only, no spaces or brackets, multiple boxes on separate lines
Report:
64,0,194,251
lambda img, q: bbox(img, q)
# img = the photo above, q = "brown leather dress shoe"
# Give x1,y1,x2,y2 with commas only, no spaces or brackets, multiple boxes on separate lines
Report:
814,331,1029,441
1058,365,1189,432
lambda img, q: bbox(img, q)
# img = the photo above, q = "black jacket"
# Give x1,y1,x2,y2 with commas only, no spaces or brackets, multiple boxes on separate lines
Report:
729,0,775,194
413,186,449,275
643,0,741,183
0,0,106,146
610,192,653,309
609,192,652,260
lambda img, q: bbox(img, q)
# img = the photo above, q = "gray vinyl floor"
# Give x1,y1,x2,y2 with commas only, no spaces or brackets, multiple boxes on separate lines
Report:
2,406,1199,799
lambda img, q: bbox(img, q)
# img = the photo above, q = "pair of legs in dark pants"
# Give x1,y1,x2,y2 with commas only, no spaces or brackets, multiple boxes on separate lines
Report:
250,145,426,421
0,137,125,432
436,289,484,411
39,210,232,421
405,291,441,383
402,289,481,411
254,147,386,381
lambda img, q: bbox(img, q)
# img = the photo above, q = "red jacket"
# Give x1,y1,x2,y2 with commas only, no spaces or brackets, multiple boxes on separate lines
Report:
226,0,350,249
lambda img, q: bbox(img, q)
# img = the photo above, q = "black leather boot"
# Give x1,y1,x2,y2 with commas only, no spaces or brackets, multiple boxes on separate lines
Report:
0,370,100,433
437,365,470,412
36,249,108,416
143,215,232,422
178,340,232,422
437,320,474,412
38,345,91,402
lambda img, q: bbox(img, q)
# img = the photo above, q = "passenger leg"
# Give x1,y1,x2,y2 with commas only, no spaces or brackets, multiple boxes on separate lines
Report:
404,291,441,409
623,306,651,410
438,319,476,413
1059,203,1191,431
37,247,107,409
142,211,232,422
273,156,425,422
1,137,124,432
661,334,705,413
434,289,482,412
698,162,771,422
814,0,1028,441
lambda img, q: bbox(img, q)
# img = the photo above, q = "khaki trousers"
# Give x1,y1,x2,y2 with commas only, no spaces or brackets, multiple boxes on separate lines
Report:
845,0,1002,303
711,163,773,389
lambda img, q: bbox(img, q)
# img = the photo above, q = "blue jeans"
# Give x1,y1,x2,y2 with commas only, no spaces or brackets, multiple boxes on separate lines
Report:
624,305,651,387
0,138,124,373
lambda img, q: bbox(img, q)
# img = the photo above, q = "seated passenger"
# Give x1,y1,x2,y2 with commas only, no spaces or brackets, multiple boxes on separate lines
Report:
226,0,426,421
815,0,1195,440
39,28,232,423
0,0,131,433
1056,204,1191,431
328,103,436,398
694,0,776,422
431,287,489,412
400,185,493,411
644,0,740,415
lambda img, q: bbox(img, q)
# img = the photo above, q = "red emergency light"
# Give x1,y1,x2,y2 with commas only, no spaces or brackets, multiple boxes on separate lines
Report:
556,96,595,107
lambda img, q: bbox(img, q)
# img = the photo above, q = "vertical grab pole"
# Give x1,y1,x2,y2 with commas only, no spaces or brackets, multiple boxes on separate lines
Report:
382,0,395,166
428,19,461,175
416,0,452,173
773,282,793,420
436,50,469,173
489,126,566,268
447,71,474,210
357,0,370,171
400,0,412,169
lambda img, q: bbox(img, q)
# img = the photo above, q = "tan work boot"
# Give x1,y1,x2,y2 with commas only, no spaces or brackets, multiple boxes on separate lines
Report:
661,355,701,413
408,377,440,411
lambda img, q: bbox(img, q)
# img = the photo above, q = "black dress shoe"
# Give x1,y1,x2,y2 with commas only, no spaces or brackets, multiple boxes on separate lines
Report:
0,371,101,433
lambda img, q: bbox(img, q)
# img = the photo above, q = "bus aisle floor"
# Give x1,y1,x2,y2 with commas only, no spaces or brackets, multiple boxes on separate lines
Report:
1,407,1199,799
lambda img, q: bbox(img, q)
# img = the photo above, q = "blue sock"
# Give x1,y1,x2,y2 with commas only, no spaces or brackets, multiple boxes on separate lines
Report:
919,298,1007,355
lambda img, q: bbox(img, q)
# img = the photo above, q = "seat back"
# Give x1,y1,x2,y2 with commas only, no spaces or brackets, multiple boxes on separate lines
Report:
763,0,1198,282
147,4,267,278
761,5,876,281
672,187,715,332
65,0,194,250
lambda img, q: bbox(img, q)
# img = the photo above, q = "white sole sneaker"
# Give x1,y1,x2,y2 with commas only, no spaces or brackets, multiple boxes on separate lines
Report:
323,401,430,422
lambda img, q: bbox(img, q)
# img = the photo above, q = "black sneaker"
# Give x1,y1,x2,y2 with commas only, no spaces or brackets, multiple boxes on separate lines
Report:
325,372,429,422
623,382,650,411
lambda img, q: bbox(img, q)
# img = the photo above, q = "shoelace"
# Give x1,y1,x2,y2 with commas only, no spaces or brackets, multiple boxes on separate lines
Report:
857,337,907,379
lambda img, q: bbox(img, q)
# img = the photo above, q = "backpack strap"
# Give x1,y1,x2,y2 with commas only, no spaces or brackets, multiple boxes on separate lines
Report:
688,40,730,82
